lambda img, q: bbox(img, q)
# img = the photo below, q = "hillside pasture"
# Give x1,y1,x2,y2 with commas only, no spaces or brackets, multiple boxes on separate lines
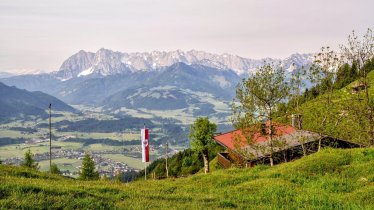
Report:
0,148,373,209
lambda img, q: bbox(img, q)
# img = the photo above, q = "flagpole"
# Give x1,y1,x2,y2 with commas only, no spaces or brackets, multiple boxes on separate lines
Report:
49,103,52,171
144,162,147,180
144,123,147,180
165,142,169,178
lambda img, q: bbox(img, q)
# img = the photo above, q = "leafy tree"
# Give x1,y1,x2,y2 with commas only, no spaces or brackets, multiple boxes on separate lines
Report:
340,28,374,145
310,46,340,105
189,117,217,174
232,63,289,166
50,163,61,175
290,64,307,115
182,156,192,167
21,149,39,169
308,46,341,150
79,153,99,180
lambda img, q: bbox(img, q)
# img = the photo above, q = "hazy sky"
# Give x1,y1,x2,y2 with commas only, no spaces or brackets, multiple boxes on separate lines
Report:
0,0,373,72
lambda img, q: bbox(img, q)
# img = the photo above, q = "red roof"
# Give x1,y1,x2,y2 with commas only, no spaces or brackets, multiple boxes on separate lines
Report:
213,122,296,150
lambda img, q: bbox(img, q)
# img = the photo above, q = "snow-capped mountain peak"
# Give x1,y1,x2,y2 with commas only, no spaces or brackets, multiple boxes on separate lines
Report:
55,49,314,80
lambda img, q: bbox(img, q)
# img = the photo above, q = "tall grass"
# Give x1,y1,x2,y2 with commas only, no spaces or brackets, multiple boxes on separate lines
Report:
1,148,373,209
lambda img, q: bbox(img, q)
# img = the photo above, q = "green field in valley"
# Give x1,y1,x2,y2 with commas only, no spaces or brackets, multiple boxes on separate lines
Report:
0,142,83,159
38,158,82,172
101,154,143,170
57,131,139,141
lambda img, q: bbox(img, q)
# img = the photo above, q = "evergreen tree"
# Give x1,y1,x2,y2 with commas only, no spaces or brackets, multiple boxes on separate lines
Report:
50,163,61,175
334,63,358,89
153,161,167,177
189,117,217,174
21,149,39,169
79,153,99,180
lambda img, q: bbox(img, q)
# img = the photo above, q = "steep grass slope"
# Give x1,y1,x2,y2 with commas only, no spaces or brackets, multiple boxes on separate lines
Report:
296,70,374,145
1,148,373,209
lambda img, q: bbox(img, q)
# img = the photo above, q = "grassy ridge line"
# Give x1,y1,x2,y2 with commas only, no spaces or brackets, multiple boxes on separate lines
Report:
1,148,374,209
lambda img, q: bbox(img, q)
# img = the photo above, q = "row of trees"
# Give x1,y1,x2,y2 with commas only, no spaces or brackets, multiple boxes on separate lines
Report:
15,149,60,174
139,148,218,178
302,29,374,146
136,117,221,178
17,149,99,180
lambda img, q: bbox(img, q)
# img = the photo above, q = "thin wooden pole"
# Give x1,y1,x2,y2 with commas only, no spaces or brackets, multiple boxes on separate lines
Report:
165,142,169,178
49,103,52,171
144,162,147,180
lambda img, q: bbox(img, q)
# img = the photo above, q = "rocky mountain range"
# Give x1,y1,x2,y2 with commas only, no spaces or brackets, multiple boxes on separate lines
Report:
53,49,313,80
0,49,314,122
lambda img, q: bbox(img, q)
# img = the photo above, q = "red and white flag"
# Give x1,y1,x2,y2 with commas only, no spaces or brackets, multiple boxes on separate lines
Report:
141,128,150,162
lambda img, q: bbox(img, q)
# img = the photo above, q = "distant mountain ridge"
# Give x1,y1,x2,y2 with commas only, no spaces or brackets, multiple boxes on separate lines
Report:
54,49,314,80
0,49,314,121
0,82,77,122
101,62,240,113
0,72,14,79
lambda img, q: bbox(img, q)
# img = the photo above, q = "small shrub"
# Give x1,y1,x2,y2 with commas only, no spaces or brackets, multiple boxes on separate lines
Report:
21,149,39,170
219,200,237,208
50,163,61,175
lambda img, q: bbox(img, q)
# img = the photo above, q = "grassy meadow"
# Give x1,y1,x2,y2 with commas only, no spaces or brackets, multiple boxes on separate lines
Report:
288,70,374,146
38,158,82,172
101,154,144,169
1,147,373,209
